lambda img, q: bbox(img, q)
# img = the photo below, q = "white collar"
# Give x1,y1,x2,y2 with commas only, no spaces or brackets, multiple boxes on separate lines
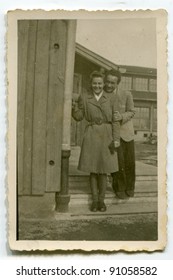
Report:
94,91,103,101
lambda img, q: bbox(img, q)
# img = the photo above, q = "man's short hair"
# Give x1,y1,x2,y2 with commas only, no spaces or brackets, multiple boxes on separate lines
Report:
105,69,121,85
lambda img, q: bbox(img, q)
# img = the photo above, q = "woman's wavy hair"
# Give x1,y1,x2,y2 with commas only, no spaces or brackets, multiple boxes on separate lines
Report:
89,70,105,83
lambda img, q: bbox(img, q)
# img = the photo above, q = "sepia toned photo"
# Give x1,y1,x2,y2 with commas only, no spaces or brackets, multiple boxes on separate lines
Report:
7,10,167,251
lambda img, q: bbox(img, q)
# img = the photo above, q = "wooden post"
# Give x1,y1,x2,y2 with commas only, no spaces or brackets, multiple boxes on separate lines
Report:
55,150,71,212
55,20,76,212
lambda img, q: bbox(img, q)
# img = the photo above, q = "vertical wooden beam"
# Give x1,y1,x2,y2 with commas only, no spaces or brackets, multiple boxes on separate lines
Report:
17,20,29,195
23,21,37,195
55,150,70,212
46,20,67,192
55,20,77,212
32,20,51,195
62,20,77,151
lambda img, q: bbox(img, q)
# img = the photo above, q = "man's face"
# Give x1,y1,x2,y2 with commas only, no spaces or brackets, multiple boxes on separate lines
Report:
105,74,118,93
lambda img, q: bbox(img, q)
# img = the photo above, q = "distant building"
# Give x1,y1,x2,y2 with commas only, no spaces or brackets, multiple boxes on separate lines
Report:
71,43,157,145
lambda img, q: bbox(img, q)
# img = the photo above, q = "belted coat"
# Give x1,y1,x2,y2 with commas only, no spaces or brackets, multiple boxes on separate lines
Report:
72,91,120,174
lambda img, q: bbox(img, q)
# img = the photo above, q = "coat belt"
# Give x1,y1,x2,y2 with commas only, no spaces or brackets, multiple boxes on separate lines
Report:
88,120,112,126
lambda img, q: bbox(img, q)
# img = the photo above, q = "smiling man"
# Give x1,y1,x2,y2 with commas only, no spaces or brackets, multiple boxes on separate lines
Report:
104,69,136,199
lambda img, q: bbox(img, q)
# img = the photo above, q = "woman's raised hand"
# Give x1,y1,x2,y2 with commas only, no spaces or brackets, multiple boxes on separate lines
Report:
72,93,79,109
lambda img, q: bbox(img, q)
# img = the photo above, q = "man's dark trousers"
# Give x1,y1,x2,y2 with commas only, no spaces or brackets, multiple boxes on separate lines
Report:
112,138,135,196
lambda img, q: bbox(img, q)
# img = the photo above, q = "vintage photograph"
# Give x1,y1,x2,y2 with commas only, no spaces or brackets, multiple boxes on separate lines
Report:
7,10,167,251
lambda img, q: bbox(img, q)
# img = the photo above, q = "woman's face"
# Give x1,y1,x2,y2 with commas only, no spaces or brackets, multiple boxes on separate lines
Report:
91,77,104,95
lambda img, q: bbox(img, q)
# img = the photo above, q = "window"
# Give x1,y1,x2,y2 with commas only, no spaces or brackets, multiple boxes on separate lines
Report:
119,76,132,90
135,78,148,91
149,79,157,92
133,107,150,130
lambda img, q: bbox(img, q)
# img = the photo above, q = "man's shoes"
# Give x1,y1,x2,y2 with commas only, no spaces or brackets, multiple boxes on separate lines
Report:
115,191,128,199
98,201,107,212
90,201,98,212
126,190,134,197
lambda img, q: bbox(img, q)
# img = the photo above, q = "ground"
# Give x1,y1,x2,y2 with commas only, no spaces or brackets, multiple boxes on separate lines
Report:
18,213,157,241
135,142,157,166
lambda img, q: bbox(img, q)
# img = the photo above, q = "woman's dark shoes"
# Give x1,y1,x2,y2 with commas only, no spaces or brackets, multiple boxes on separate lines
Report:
90,201,98,212
115,191,128,199
126,190,134,197
98,201,107,212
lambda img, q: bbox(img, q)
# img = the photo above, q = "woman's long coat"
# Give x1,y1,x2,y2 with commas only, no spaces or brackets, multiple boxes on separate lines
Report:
72,91,120,174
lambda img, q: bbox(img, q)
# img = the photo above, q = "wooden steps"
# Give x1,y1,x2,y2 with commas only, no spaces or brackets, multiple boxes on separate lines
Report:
69,174,157,195
68,174,158,215
68,201,157,217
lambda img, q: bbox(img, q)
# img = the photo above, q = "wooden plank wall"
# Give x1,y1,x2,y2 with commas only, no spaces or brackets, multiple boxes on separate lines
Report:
45,20,67,193
18,21,29,195
31,21,51,194
18,20,67,195
23,21,37,195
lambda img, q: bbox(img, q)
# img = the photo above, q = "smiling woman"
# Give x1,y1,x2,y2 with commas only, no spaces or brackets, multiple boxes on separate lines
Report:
72,71,120,212
91,76,104,96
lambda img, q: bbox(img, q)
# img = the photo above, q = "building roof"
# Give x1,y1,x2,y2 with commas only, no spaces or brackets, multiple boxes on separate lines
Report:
75,43,157,77
75,43,119,71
